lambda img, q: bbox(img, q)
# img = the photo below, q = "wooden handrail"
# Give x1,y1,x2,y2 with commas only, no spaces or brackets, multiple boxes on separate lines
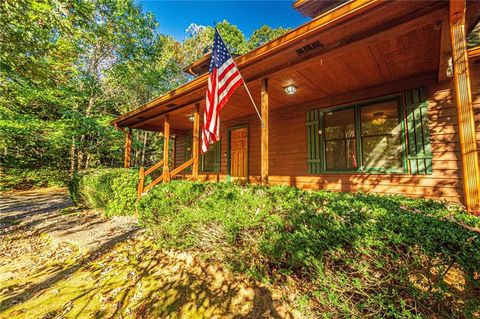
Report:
143,173,165,193
140,158,194,196
144,159,164,176
170,158,194,179
138,159,166,198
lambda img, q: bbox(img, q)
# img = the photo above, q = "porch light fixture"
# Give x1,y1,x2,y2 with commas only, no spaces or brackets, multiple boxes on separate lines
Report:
284,85,297,95
188,114,194,122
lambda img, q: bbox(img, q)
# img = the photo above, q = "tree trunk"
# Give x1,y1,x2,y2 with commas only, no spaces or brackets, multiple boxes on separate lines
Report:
77,134,86,170
70,137,77,176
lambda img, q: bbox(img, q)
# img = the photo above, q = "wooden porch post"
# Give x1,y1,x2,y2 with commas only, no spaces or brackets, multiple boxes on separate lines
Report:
261,78,269,185
192,103,200,179
124,127,132,168
450,0,480,211
163,115,171,182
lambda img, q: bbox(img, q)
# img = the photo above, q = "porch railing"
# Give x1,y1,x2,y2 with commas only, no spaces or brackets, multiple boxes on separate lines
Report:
137,158,194,198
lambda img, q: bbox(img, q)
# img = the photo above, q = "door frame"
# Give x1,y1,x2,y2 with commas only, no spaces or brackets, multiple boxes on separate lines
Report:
227,124,249,182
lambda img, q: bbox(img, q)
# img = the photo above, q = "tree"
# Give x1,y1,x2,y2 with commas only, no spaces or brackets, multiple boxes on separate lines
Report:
182,20,248,66
247,25,290,50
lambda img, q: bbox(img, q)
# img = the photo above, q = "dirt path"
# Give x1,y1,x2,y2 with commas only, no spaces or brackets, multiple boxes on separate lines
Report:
0,189,302,319
0,188,140,252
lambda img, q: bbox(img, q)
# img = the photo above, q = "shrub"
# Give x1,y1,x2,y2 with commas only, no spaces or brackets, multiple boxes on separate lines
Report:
69,168,140,217
70,172,480,318
0,168,69,192
138,181,480,318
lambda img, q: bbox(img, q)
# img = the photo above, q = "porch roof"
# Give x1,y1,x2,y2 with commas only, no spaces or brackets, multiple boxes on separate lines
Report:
112,0,453,133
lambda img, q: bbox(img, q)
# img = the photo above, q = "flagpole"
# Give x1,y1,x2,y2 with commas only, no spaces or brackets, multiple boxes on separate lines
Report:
242,81,264,128
215,28,265,128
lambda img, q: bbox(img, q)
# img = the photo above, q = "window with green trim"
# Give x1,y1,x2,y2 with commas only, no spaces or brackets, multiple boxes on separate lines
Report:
306,90,431,175
183,136,221,173
201,141,221,172
360,100,404,172
324,107,357,171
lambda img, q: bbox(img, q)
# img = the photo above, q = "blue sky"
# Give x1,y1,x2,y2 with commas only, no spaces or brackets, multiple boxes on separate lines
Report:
138,1,309,41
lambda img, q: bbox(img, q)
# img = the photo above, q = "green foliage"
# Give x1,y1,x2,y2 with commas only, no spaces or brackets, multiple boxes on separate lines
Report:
0,168,69,191
0,0,183,184
69,171,480,317
0,1,290,191
69,168,141,217
138,181,480,318
247,25,290,50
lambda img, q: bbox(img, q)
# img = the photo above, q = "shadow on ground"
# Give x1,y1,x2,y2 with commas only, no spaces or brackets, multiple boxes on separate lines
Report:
0,189,299,318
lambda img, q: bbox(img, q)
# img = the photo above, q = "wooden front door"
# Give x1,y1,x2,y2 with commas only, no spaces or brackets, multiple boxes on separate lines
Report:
230,127,248,178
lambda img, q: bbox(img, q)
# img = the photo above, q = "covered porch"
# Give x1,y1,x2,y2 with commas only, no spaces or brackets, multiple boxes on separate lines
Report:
113,0,480,210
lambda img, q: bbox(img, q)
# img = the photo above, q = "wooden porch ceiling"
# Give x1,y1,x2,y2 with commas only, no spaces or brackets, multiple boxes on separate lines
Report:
115,0,450,133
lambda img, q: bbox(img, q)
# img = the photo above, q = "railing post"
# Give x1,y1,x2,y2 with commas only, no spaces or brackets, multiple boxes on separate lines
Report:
261,78,269,185
137,166,144,199
192,103,200,180
163,115,171,182
450,0,480,212
124,127,132,168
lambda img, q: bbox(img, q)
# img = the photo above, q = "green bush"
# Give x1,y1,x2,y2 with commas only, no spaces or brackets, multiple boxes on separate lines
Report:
69,168,140,217
70,171,480,318
138,181,480,318
0,168,69,192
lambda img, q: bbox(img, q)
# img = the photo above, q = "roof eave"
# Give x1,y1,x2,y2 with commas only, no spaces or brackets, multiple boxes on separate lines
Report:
112,0,382,128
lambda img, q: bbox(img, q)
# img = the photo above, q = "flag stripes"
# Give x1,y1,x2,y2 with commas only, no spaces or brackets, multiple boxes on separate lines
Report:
201,29,244,154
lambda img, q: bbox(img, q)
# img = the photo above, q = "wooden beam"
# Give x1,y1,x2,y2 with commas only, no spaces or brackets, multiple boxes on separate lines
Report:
124,127,132,168
192,103,200,179
143,173,165,193
467,47,480,59
449,0,480,212
261,78,269,185
163,115,171,183
144,159,165,176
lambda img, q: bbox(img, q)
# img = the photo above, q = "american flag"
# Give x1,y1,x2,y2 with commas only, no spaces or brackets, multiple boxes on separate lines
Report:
201,29,243,153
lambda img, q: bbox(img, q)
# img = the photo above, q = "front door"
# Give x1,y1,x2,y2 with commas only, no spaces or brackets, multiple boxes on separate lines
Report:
230,127,248,178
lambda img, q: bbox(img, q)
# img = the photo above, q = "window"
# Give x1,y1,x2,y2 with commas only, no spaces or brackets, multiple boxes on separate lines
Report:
360,100,404,171
320,98,405,172
323,108,357,170
307,90,432,175
307,96,412,174
201,141,220,172
183,137,220,173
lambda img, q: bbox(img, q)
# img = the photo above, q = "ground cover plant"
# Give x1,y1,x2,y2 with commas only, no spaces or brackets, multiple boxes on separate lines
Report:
70,169,480,318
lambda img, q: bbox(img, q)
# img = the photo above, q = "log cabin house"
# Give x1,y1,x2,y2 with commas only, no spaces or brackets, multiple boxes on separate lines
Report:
113,0,480,211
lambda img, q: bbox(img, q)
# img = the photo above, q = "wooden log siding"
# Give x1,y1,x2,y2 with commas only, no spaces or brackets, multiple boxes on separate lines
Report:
174,74,480,204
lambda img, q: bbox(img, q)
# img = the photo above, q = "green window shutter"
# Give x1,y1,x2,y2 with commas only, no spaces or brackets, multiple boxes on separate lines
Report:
405,88,433,175
306,109,321,174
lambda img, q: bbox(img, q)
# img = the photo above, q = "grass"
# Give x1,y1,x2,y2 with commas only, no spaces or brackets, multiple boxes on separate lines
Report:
68,169,480,318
